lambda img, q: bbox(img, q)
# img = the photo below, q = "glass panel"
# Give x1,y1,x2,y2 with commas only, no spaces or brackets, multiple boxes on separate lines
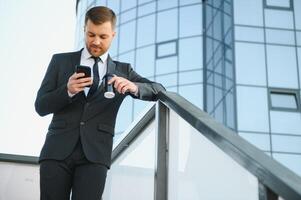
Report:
273,153,301,176
272,135,301,153
138,2,156,17
133,100,151,118
103,120,156,199
157,0,178,10
137,15,156,47
138,0,154,5
136,45,155,77
295,0,301,29
118,51,135,65
235,26,264,43
179,84,203,108
270,92,298,109
237,86,270,132
239,132,271,151
297,31,301,46
0,162,39,199
266,0,291,8
168,110,259,200
107,0,120,14
233,0,263,26
119,21,136,53
155,73,177,87
264,9,294,29
179,37,203,71
115,96,133,133
266,29,295,45
235,42,267,86
121,0,136,11
179,70,203,84
299,48,301,86
120,9,136,24
157,41,177,58
156,56,177,74
270,111,301,135
180,0,202,6
266,45,298,89
157,9,178,42
179,5,202,37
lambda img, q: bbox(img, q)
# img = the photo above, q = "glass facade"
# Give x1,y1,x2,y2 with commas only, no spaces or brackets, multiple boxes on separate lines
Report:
75,0,301,175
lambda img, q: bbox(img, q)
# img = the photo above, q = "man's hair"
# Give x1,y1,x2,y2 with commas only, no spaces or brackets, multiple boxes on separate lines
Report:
85,6,116,29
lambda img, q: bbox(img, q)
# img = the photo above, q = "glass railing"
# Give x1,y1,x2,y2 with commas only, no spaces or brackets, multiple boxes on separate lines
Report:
1,91,301,200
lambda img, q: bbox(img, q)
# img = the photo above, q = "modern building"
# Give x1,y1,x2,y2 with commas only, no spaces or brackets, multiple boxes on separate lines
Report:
75,0,301,176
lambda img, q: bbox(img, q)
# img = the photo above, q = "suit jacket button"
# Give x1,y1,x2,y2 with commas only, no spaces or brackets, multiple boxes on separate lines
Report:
80,122,85,125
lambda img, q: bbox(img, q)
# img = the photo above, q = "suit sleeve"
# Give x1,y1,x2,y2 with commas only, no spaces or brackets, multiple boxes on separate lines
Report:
127,64,165,101
35,55,73,116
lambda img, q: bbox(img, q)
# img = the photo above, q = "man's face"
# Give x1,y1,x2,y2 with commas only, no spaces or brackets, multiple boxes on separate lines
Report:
84,19,115,57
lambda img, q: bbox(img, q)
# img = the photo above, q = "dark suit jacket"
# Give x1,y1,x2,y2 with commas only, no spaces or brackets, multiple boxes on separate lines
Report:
35,49,165,168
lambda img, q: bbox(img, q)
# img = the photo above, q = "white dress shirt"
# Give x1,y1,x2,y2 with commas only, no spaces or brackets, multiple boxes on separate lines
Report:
80,47,108,96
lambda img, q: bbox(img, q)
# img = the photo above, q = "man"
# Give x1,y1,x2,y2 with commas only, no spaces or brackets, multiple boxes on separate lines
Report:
35,6,164,200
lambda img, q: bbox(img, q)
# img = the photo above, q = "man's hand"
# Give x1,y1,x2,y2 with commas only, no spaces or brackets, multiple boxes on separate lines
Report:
67,73,93,95
108,75,138,95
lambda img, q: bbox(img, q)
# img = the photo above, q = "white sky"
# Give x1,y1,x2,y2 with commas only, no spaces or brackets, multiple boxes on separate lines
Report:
0,0,76,156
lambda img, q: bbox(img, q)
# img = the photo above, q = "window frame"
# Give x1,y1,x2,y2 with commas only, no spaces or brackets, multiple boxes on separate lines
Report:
268,88,300,112
264,0,293,11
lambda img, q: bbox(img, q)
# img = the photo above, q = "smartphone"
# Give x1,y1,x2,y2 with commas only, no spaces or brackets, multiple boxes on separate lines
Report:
76,65,91,78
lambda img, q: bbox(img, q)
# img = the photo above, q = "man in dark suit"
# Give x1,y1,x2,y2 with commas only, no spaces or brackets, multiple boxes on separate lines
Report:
35,6,164,200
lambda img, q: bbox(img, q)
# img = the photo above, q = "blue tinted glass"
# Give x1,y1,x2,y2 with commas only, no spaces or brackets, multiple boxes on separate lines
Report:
119,21,136,53
239,132,271,151
179,84,203,108
272,135,301,153
271,92,298,109
107,0,120,14
138,2,156,17
297,31,301,46
179,37,203,71
157,41,177,58
158,0,178,10
118,51,135,65
236,86,269,132
234,0,263,26
156,56,177,74
273,153,301,176
266,0,290,8
166,86,178,92
137,15,156,47
267,45,298,88
133,99,150,118
214,102,224,124
180,5,202,37
214,87,223,105
235,42,266,86
121,0,136,11
138,0,154,4
120,9,136,24
270,111,301,135
295,0,301,29
298,48,301,84
157,9,178,42
109,34,118,57
225,91,235,129
115,96,133,133
155,73,177,87
180,0,202,6
136,45,155,77
265,9,294,29
266,29,295,45
179,70,203,85
235,26,264,42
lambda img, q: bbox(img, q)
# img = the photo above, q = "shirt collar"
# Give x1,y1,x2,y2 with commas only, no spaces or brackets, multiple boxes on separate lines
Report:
82,46,109,63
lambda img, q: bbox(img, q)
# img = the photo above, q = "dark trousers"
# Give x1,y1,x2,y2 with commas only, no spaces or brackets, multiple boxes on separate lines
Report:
40,140,108,200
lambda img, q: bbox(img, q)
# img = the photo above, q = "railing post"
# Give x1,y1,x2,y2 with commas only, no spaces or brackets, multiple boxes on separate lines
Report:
259,182,279,200
154,101,168,200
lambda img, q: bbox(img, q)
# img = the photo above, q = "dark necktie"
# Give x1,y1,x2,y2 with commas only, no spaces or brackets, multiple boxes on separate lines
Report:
87,56,101,98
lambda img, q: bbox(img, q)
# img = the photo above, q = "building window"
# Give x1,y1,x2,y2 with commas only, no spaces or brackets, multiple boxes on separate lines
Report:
269,89,300,111
264,0,293,10
156,40,178,59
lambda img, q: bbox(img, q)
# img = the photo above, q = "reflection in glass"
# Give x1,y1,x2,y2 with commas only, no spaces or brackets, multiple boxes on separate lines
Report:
266,29,295,45
265,9,294,29
168,110,259,200
270,92,298,109
233,0,263,26
103,120,156,200
270,111,301,135
235,26,264,42
179,4,202,37
157,9,178,42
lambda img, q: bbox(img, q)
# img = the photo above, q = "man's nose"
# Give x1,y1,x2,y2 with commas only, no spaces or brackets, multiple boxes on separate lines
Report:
93,38,101,45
